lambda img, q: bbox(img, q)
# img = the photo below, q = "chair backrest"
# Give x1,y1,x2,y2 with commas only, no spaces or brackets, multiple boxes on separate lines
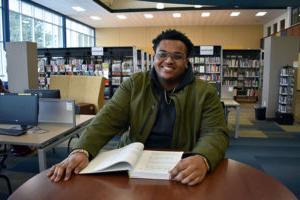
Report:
38,99,76,126
49,75,105,112
221,85,234,100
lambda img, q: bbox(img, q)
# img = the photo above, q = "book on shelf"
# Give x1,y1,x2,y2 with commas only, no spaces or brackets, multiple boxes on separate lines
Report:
80,142,183,180
111,77,121,85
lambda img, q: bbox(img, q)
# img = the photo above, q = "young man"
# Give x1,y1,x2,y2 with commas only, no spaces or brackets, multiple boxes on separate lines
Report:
48,29,229,186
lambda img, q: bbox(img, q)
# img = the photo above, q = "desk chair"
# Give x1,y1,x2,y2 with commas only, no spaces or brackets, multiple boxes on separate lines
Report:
0,145,12,198
221,85,235,123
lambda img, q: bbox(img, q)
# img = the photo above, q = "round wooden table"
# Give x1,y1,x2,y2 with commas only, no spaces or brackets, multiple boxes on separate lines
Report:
8,159,297,200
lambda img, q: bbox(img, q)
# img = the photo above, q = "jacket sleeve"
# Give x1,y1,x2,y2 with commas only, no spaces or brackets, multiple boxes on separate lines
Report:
74,78,132,158
192,85,229,171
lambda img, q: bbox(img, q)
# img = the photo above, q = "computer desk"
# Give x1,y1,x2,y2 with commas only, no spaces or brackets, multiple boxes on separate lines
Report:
8,159,297,200
221,99,240,138
0,115,94,172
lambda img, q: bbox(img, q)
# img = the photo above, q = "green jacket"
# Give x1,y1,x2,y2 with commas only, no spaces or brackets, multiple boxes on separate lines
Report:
75,71,229,171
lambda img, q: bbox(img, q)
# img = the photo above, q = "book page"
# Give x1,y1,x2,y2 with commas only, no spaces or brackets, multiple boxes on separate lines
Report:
130,150,183,180
80,142,144,174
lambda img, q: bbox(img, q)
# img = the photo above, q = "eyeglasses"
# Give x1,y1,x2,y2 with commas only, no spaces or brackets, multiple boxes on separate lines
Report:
155,51,186,61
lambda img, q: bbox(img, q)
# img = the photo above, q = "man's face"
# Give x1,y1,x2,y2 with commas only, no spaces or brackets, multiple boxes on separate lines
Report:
154,40,188,84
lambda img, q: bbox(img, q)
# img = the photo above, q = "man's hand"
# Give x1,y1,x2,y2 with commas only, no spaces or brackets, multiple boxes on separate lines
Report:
47,152,89,182
169,155,208,186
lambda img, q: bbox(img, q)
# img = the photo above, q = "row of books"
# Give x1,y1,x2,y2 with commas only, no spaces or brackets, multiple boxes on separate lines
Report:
278,104,293,113
278,96,293,105
193,57,221,64
279,86,294,95
195,74,220,81
111,76,130,86
280,77,294,86
223,58,260,68
239,88,258,97
280,67,294,76
193,64,220,73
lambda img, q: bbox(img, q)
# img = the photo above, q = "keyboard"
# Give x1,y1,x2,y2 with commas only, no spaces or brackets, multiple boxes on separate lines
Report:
0,128,27,136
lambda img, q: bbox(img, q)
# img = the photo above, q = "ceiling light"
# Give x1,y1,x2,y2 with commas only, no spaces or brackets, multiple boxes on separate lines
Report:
201,12,210,17
90,16,101,20
230,12,240,17
72,6,85,12
156,3,164,9
194,5,202,8
173,13,181,18
117,15,127,19
256,12,267,16
144,14,154,19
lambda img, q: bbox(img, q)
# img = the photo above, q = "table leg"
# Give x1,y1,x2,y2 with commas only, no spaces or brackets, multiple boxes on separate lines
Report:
37,148,47,172
235,105,240,138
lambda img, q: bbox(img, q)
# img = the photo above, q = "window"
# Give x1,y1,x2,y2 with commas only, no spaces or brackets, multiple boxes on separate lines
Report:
291,7,300,25
0,2,7,81
267,26,271,36
9,0,63,48
280,19,285,30
273,23,278,34
66,19,94,47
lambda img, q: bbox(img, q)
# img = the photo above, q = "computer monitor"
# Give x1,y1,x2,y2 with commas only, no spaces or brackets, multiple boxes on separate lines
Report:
24,89,61,99
0,93,39,130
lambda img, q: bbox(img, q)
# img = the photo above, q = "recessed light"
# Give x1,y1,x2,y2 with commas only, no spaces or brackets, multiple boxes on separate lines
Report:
194,5,202,8
156,3,164,9
173,13,181,18
230,12,240,17
144,14,154,19
117,15,127,19
90,16,101,20
72,6,85,12
256,12,267,16
201,12,210,17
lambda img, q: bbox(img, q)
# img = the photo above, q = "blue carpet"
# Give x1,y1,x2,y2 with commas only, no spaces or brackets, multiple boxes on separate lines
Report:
226,137,300,199
8,148,68,174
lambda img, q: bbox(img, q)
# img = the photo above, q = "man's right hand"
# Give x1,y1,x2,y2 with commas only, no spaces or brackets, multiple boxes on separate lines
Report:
47,152,89,182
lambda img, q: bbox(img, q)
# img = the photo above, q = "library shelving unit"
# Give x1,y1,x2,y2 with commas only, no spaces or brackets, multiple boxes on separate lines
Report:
222,49,261,103
37,46,138,99
190,45,222,93
37,47,105,89
108,46,138,98
275,65,295,125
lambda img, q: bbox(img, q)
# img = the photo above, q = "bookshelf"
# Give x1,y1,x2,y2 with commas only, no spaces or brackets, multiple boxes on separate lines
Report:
275,65,295,124
108,47,138,98
222,50,260,103
37,47,139,99
190,45,222,91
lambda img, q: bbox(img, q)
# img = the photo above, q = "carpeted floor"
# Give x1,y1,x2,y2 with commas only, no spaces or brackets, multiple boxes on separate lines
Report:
1,103,300,199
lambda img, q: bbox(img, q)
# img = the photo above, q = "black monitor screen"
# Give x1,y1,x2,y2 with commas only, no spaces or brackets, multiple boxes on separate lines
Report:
0,93,39,128
24,89,60,99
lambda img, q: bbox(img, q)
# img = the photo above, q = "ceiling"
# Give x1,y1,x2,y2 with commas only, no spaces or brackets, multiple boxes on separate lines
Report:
31,0,287,28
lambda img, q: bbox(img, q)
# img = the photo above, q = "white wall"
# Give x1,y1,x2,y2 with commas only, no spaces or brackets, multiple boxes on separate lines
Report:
263,8,291,37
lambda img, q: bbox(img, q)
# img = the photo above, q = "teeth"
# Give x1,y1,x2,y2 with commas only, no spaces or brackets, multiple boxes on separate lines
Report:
163,66,174,72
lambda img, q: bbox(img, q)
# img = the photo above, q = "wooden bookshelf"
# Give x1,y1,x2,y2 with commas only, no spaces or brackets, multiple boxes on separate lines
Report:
222,49,261,103
190,45,222,91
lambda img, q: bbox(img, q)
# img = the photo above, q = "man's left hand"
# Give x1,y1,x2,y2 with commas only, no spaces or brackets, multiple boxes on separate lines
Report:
169,155,208,186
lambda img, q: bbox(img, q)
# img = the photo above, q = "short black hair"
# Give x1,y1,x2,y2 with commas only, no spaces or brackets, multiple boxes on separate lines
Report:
152,29,194,57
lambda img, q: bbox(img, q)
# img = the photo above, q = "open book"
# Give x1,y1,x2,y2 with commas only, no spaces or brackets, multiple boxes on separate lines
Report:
80,142,183,180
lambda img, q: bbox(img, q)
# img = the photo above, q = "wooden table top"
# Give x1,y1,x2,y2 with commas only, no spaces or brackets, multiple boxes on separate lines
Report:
0,115,94,146
8,159,297,200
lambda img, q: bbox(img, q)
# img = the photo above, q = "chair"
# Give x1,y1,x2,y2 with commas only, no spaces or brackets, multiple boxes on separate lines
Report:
0,145,12,198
